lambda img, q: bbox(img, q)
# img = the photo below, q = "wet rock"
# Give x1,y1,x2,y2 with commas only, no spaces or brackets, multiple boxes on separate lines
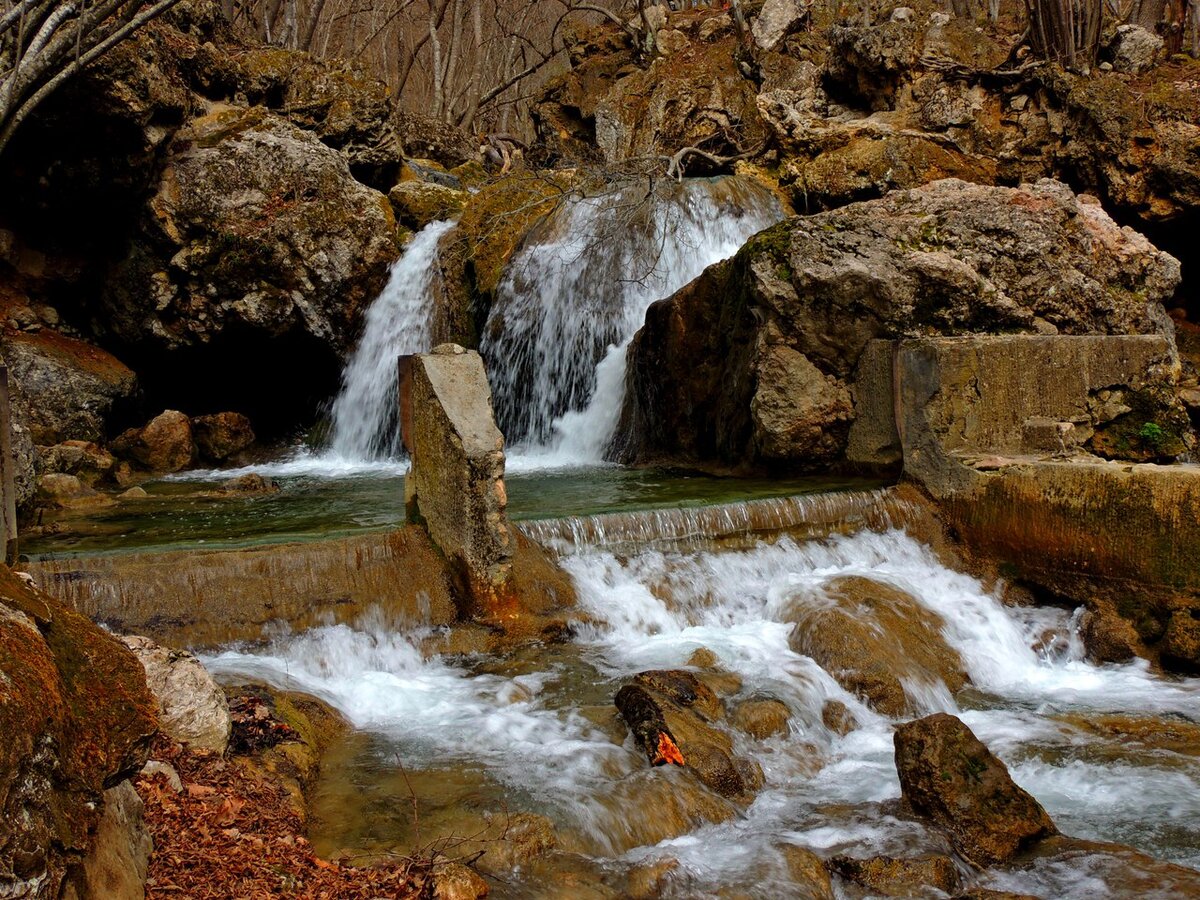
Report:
218,473,280,495
36,473,114,509
101,106,398,361
687,647,720,668
37,440,118,486
1079,606,1142,664
1161,608,1200,672
78,781,152,900
397,110,478,168
620,179,1178,471
831,853,962,896
111,410,196,473
731,697,791,739
118,486,150,501
615,674,762,799
752,0,809,51
624,857,681,899
954,890,1041,899
432,861,489,900
494,812,557,867
388,181,467,231
121,635,232,753
0,565,157,898
787,576,968,717
1,330,137,445
1107,25,1163,74
779,845,834,899
894,713,1057,866
821,700,857,735
191,412,255,462
1016,834,1200,896
634,669,725,721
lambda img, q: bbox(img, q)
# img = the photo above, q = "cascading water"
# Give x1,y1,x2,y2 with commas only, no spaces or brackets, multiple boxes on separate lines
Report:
483,177,784,469
206,517,1200,897
326,220,456,461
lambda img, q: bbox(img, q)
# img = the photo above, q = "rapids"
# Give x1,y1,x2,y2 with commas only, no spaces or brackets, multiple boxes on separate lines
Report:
206,524,1200,897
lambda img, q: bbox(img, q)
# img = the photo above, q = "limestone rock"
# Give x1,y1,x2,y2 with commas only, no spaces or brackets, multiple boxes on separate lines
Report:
1,330,137,446
121,635,232,753
38,441,118,486
101,107,398,360
9,422,36,512
219,473,280,495
618,179,1180,470
78,781,153,900
403,347,512,612
752,0,809,51
36,473,113,509
821,699,857,735
787,576,968,716
1161,608,1200,673
779,845,834,899
191,412,255,462
396,110,478,168
893,713,1057,866
831,854,962,896
388,181,466,230
1107,25,1163,75
0,565,157,898
751,344,854,463
111,410,196,473
731,697,791,740
1080,606,1142,664
432,862,489,900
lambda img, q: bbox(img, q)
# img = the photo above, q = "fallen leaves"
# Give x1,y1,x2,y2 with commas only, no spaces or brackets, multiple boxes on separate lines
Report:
137,735,428,899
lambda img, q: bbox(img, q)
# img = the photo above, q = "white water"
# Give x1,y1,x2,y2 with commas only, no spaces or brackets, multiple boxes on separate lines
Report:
325,219,456,463
483,177,784,470
206,525,1200,895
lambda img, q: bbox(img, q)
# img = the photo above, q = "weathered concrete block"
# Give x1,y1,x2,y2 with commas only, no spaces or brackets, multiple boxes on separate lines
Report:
403,344,512,613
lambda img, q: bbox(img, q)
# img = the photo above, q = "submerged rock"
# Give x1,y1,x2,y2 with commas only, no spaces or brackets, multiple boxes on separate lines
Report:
893,713,1057,866
779,845,834,899
432,862,489,900
121,635,232,754
787,576,968,716
830,853,962,896
731,697,791,740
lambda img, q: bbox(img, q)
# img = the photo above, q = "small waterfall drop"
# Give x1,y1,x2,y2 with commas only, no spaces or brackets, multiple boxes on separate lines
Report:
327,220,455,461
484,177,784,469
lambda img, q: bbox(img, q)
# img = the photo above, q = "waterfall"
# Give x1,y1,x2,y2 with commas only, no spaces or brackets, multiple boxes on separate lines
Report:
484,176,784,469
327,220,455,461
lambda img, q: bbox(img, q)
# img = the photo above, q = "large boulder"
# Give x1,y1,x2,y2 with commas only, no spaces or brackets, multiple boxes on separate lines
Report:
1,330,137,446
121,635,231,754
616,179,1180,471
0,565,157,897
111,410,196,473
786,576,968,716
101,105,398,358
894,713,1057,866
191,411,255,462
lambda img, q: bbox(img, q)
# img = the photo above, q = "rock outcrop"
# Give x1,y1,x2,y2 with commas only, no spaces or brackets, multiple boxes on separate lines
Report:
894,713,1057,866
0,565,157,897
617,179,1179,471
102,107,398,357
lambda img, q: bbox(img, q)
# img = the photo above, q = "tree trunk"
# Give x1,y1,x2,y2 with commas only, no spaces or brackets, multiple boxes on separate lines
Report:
1127,0,1187,52
1024,0,1104,69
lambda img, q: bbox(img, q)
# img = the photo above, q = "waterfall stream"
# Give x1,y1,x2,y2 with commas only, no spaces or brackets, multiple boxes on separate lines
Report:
485,177,784,469
326,219,456,462
207,519,1200,897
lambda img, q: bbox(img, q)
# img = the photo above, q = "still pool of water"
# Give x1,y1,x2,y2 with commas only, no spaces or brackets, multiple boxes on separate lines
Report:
22,466,889,560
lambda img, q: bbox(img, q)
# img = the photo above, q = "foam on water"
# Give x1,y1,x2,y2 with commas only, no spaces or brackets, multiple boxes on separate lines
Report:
207,526,1200,891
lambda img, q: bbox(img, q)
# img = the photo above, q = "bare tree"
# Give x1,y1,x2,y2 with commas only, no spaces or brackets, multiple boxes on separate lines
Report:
0,0,183,156
1023,0,1104,69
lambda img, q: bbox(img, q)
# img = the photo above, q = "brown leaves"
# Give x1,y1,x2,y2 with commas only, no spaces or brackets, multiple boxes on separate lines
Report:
137,735,427,899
